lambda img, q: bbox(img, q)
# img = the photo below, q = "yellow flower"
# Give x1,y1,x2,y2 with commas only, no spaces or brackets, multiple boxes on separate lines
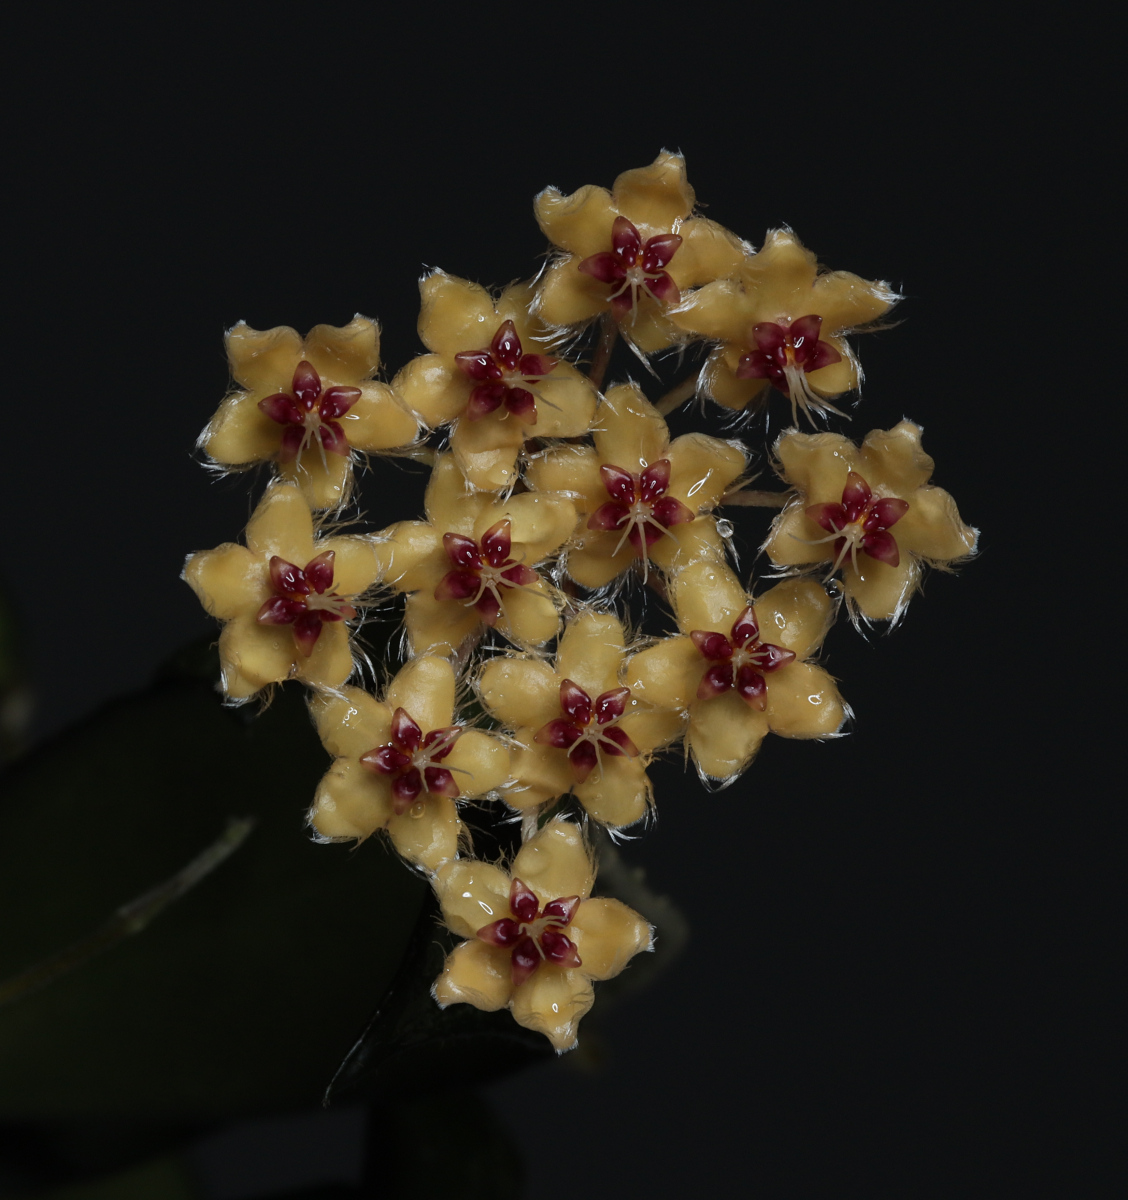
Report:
476,611,683,828
764,421,978,623
534,151,748,354
433,818,651,1051
393,275,598,492
183,484,379,698
525,384,745,588
671,228,899,421
372,455,576,656
627,561,846,780
200,316,420,510
307,657,510,873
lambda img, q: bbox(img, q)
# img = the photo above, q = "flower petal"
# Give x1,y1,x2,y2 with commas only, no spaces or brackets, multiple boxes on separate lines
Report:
371,521,445,593
625,637,700,710
512,818,595,904
183,543,264,620
753,579,834,660
688,690,768,779
842,556,922,622
534,258,607,327
573,755,650,828
763,502,837,567
218,614,295,694
393,354,470,427
225,322,303,392
894,487,978,562
504,735,574,810
534,183,616,258
303,316,381,384
422,454,492,536
665,433,746,510
201,392,283,465
385,656,456,733
311,686,392,760
403,591,481,657
386,795,461,872
593,385,669,471
451,412,525,492
670,560,747,634
556,611,625,699
858,420,935,494
299,620,354,689
443,730,510,798
570,897,652,981
511,967,594,1052
612,151,694,231
277,450,354,512
497,582,561,647
308,757,392,841
341,383,419,452
668,217,748,288
473,493,577,562
418,272,497,357
812,268,900,333
526,366,598,440
647,516,727,574
434,939,513,1011
525,444,604,512
435,859,514,939
617,708,684,754
478,658,561,729
764,661,846,738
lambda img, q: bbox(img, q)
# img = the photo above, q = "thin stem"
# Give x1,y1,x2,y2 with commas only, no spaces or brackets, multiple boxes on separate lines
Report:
655,373,699,416
0,817,256,1008
719,489,790,508
587,314,619,391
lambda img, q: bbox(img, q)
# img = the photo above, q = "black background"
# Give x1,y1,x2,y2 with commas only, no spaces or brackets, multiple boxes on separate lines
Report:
4,9,1109,1197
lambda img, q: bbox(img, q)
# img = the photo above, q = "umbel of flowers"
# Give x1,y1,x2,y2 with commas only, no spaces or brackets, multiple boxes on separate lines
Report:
184,150,978,1053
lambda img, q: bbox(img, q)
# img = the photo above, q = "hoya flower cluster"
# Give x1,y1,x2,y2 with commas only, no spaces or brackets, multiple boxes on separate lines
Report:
184,152,977,1052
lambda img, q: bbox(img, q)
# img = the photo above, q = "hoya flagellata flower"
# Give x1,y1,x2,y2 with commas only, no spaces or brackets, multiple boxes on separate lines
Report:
392,275,598,492
764,421,978,623
307,657,510,872
671,228,899,422
525,383,746,588
200,316,420,510
534,151,749,354
371,454,577,656
183,483,379,698
476,610,683,828
433,818,652,1051
627,560,846,781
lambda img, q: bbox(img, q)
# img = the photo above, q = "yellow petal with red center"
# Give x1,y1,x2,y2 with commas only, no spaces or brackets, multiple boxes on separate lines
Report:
859,421,936,494
741,230,820,318
225,322,302,392
511,967,594,1052
302,316,381,384
666,217,749,289
843,556,921,622
807,349,859,398
372,521,445,592
672,560,746,633
435,859,513,938
512,817,594,902
342,383,419,452
535,259,607,327
534,183,615,258
570,897,652,981
277,451,354,512
385,655,456,731
625,637,700,710
557,611,625,698
525,445,604,512
418,272,497,357
219,616,295,696
618,708,684,753
394,355,471,427
774,430,857,500
444,730,510,799
504,735,573,809
623,309,683,355
812,271,899,333
753,578,834,660
574,756,650,828
566,535,635,588
530,365,598,440
478,659,561,729
765,662,845,738
201,392,281,465
593,385,669,472
763,502,832,567
498,583,561,647
387,794,462,872
648,516,727,574
320,535,379,596
183,543,265,620
702,348,768,411
434,940,512,1011
473,493,576,562
451,415,525,493
665,432,745,510
688,691,768,779
299,621,354,689
671,277,755,343
311,686,391,760
404,591,481,657
423,455,492,536
309,757,392,840
895,487,977,562
611,152,694,232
